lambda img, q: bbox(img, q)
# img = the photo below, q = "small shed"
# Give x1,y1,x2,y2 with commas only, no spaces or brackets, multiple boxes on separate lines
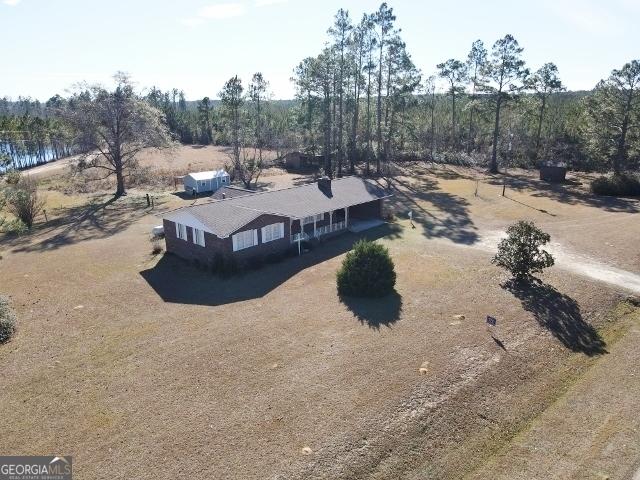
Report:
184,170,230,194
284,151,324,170
539,162,567,183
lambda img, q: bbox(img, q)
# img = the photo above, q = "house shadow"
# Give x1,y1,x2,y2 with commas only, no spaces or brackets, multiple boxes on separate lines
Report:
140,224,402,307
389,175,478,245
339,291,402,330
7,194,162,253
502,278,607,356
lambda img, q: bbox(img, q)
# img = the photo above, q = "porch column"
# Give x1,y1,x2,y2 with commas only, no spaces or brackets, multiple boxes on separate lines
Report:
345,207,348,228
329,211,333,232
313,217,317,238
289,217,292,243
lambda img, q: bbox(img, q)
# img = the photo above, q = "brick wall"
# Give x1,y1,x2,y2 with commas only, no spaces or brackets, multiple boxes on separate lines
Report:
164,213,292,266
349,199,383,220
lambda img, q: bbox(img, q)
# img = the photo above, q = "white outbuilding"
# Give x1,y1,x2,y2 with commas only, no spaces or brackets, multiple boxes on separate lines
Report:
183,170,230,195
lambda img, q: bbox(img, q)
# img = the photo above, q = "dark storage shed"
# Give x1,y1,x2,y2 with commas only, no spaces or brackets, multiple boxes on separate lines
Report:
539,164,567,183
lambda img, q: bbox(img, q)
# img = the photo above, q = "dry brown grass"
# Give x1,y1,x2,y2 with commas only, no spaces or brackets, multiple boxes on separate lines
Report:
1,163,639,479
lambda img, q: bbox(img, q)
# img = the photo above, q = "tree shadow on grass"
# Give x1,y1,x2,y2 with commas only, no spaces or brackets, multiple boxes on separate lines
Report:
339,291,403,330
7,194,162,253
388,175,478,245
502,278,607,356
487,173,640,214
140,224,402,306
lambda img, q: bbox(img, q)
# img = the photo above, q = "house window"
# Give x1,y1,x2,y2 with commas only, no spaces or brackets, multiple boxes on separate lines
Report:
302,213,324,225
261,223,284,243
232,229,258,252
193,228,206,247
175,223,188,240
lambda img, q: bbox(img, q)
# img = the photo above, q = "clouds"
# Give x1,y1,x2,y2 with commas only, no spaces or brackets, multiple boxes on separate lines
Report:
3,0,23,6
181,0,287,26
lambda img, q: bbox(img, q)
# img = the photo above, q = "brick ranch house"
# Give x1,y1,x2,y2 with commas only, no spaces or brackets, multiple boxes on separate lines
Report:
162,176,392,266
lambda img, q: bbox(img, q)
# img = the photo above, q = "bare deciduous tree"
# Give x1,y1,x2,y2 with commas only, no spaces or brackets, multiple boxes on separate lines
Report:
65,72,174,196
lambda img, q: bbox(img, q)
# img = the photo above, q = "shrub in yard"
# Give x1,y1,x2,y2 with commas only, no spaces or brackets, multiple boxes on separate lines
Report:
150,237,163,255
492,220,555,280
3,169,21,186
337,239,396,298
591,173,640,197
4,177,45,229
0,295,16,344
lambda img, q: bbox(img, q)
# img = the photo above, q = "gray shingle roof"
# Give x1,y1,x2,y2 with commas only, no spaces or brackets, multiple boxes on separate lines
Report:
164,176,390,238
210,186,255,200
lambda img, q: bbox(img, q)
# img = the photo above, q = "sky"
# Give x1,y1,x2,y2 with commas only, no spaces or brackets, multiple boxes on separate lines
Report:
1,0,639,101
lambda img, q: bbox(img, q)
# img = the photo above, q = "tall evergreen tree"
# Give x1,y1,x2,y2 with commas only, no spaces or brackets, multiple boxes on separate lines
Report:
437,58,468,146
584,60,640,174
527,63,564,160
482,34,529,173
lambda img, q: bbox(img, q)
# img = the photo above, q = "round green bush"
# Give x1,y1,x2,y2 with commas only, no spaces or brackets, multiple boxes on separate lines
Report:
0,295,16,344
337,239,396,298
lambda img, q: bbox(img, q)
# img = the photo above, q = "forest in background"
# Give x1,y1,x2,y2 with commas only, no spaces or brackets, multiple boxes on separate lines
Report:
0,2,638,178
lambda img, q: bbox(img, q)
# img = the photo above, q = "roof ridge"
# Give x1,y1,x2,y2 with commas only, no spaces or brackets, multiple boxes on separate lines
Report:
189,175,371,209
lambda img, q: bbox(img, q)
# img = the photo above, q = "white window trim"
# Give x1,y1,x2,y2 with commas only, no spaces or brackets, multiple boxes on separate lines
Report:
232,229,258,252
175,222,188,241
261,222,284,243
193,228,206,247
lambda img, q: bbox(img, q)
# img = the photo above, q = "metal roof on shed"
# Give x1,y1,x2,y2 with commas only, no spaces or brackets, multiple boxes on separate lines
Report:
186,170,229,181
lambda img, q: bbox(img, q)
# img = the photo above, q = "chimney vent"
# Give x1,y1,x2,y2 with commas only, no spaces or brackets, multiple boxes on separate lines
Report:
317,176,331,192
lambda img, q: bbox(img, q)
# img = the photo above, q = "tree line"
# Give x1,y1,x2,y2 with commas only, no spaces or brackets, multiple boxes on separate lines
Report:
290,3,639,176
0,2,638,183
0,96,77,170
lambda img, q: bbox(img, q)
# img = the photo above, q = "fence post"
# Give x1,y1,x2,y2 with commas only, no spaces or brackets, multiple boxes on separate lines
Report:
502,179,506,197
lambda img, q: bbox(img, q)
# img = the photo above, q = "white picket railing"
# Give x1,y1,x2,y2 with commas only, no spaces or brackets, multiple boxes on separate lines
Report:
291,221,346,243
291,232,309,243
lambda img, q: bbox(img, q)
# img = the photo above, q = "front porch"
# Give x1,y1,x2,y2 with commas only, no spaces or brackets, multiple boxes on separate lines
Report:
289,199,384,244
290,207,348,243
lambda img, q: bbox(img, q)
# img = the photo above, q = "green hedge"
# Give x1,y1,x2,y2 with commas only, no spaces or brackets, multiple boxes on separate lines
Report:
337,239,396,298
591,173,640,197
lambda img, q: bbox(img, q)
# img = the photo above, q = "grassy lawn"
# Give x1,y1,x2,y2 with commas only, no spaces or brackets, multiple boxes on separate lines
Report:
1,160,639,479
